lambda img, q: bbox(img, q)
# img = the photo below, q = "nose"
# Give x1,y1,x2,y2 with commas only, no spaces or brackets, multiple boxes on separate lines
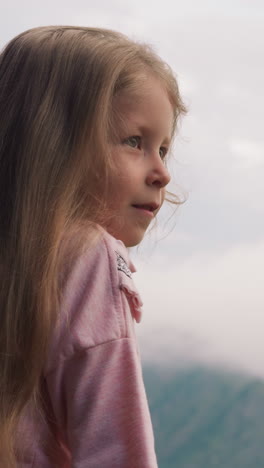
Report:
146,155,171,188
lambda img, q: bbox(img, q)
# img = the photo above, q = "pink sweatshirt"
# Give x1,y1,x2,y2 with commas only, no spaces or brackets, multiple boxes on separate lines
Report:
17,230,158,467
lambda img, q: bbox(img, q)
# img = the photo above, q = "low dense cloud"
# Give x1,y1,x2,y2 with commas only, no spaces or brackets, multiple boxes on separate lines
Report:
134,239,264,378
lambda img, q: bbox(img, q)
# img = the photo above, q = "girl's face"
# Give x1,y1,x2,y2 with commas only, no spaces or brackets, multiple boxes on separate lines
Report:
106,76,174,247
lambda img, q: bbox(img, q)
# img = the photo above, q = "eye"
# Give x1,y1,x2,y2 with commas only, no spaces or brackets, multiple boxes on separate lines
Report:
159,146,168,160
123,136,142,149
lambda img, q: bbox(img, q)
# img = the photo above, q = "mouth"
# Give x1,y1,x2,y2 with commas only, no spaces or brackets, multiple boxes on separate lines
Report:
132,203,159,213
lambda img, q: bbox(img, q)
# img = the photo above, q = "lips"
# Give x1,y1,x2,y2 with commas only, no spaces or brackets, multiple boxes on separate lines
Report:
132,203,159,212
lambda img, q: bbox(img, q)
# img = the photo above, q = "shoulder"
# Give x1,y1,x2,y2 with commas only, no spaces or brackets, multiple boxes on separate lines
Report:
61,228,139,316
44,228,143,374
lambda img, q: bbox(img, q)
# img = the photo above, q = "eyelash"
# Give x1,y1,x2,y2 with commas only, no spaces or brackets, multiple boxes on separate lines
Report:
124,136,141,149
123,136,168,160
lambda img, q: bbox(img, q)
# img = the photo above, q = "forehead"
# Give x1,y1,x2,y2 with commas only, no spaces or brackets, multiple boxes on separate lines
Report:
113,76,174,138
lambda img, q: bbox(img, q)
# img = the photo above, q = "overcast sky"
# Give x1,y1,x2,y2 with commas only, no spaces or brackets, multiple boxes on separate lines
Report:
1,0,264,378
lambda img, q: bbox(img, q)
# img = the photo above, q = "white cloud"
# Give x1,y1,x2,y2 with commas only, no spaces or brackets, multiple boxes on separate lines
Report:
229,139,264,169
133,240,264,378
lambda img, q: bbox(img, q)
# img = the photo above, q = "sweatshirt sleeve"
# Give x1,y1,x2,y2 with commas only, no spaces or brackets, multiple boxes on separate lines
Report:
44,232,158,468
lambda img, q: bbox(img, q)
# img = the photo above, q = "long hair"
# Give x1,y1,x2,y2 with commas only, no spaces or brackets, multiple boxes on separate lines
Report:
0,26,186,466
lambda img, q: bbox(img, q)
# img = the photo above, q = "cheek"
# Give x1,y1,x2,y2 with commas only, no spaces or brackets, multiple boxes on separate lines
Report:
107,172,128,206
110,166,131,192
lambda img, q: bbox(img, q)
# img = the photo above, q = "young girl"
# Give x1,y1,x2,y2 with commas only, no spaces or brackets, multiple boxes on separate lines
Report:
0,26,186,467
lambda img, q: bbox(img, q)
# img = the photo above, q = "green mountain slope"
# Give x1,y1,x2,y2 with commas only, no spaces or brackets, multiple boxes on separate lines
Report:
143,366,264,468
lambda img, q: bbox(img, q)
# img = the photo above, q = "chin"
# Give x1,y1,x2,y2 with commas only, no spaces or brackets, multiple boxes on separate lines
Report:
106,224,146,248
114,228,145,248
122,233,145,248
124,240,141,248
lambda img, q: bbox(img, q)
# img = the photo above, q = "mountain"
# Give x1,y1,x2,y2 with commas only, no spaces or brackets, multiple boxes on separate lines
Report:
143,365,264,468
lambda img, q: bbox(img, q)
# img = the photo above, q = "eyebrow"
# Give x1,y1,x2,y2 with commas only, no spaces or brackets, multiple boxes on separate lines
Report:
134,124,173,145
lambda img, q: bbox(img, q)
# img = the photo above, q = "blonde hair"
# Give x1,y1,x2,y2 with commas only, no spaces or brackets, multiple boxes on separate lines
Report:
0,26,186,466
